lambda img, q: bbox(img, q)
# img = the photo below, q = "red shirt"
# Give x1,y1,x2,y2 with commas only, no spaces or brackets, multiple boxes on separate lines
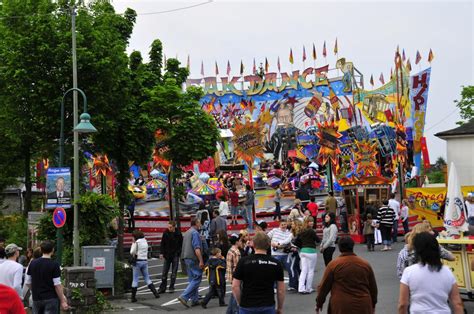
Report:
307,202,318,216
0,284,25,314
229,192,240,207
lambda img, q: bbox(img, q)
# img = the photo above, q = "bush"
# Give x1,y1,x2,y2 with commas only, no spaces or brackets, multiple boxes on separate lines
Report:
0,213,27,248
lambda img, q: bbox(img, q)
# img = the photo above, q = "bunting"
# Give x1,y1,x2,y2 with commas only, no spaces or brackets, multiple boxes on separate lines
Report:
215,61,219,75
402,49,406,61
406,59,412,71
415,50,422,64
277,56,281,73
289,48,294,64
240,60,244,75
312,43,317,60
226,60,231,76
302,45,307,62
379,72,385,85
322,41,327,58
265,57,269,72
369,74,374,86
428,49,434,63
334,38,338,55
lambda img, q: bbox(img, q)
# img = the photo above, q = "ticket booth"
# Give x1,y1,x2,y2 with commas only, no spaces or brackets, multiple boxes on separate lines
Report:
339,176,391,243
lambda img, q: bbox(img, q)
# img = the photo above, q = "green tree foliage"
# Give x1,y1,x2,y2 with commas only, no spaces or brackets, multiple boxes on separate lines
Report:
0,214,27,249
455,86,474,125
37,192,118,265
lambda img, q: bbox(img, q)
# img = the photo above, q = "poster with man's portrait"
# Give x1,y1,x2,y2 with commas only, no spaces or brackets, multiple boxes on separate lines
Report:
46,167,72,209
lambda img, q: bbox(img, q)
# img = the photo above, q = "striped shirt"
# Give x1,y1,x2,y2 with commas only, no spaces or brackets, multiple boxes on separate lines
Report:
377,206,395,226
267,228,293,256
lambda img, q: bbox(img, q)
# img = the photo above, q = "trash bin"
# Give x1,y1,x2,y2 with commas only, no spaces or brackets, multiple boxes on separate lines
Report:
82,246,115,295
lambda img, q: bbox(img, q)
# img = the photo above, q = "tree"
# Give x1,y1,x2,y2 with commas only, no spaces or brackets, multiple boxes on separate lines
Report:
455,85,474,125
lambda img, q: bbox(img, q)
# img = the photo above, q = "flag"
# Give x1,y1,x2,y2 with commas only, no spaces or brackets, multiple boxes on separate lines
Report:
322,41,327,58
406,58,412,71
226,60,231,76
415,50,422,64
186,55,190,70
312,43,317,60
379,72,385,85
200,60,204,76
444,162,469,234
390,68,393,79
428,49,434,63
402,49,406,61
289,48,294,64
252,58,256,74
333,38,338,55
302,45,306,62
215,61,219,75
369,74,374,86
265,57,269,72
240,60,244,75
277,56,281,72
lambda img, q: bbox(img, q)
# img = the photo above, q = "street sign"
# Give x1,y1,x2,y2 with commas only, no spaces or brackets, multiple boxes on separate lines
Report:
52,207,67,228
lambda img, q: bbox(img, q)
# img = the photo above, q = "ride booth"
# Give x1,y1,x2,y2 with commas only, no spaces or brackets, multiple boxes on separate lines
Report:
339,176,391,243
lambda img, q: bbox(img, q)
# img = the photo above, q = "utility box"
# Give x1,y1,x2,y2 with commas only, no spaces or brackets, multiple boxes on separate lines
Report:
82,246,115,295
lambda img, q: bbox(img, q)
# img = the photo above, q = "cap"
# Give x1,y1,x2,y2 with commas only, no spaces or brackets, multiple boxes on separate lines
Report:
256,220,268,229
5,243,22,255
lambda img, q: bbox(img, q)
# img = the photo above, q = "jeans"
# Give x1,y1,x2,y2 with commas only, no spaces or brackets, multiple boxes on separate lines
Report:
380,224,393,246
180,258,203,303
227,293,239,314
402,219,409,234
202,283,225,305
159,255,179,291
132,260,152,287
287,252,300,289
322,247,335,266
273,202,281,220
298,252,317,293
33,298,59,314
231,205,240,216
246,205,254,230
239,306,275,314
392,219,399,242
365,234,375,250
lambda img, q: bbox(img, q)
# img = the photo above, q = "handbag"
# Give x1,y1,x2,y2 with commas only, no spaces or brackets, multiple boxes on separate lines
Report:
128,241,138,266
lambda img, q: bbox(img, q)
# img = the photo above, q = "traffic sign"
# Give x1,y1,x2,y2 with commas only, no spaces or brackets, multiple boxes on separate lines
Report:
53,207,67,228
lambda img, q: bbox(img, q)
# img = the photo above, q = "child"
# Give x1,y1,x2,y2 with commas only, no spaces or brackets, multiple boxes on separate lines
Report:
201,248,227,308
363,213,375,251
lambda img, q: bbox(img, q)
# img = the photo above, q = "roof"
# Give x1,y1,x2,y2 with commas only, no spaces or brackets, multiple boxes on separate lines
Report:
435,118,474,138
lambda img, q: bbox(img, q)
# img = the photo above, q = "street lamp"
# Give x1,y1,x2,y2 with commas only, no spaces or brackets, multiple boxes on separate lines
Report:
57,87,96,266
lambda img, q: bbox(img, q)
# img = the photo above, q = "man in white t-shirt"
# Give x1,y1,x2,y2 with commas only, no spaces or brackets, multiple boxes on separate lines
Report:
388,193,400,243
0,243,23,298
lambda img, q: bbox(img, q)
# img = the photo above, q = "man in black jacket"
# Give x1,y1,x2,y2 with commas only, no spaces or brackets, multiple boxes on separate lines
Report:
158,221,183,294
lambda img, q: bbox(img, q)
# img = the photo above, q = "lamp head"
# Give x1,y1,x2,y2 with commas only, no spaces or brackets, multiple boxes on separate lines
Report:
74,113,97,133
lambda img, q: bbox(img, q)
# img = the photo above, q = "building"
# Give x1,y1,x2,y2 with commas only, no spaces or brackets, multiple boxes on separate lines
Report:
435,118,474,186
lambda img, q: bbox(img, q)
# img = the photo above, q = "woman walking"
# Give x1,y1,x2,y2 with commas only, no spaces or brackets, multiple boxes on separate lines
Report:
130,231,159,302
296,216,319,294
320,212,338,266
398,232,463,314
377,200,395,251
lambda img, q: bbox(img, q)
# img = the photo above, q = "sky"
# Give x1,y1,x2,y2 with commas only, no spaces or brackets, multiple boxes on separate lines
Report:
112,0,473,161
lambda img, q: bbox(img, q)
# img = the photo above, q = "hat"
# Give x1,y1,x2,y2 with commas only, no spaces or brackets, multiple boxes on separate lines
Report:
256,220,268,229
5,243,22,255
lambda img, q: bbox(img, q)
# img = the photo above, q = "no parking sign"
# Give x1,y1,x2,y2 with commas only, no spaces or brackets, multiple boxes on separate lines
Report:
52,207,67,228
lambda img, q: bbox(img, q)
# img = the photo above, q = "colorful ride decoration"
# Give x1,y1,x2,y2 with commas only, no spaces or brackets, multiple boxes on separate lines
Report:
316,120,342,173
153,129,171,171
231,118,264,165
352,140,378,176
192,183,216,196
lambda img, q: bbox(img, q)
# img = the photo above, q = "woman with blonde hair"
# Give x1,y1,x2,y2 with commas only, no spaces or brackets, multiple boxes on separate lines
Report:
396,222,454,278
287,220,303,291
295,216,320,294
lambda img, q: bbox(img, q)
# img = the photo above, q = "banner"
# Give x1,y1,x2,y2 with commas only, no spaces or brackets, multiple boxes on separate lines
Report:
444,162,468,234
410,68,431,169
46,167,72,209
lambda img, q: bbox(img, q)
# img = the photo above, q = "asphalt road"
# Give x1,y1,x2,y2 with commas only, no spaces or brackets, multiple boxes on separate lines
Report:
107,240,474,313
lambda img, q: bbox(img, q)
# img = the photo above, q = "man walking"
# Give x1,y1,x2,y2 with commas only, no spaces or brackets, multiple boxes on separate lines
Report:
316,237,378,314
210,209,227,245
389,193,400,243
0,243,23,297
273,184,283,221
158,221,183,294
178,217,204,308
24,240,69,313
232,232,285,314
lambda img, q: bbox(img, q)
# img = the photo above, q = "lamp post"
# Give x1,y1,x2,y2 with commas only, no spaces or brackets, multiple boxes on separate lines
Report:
57,88,96,266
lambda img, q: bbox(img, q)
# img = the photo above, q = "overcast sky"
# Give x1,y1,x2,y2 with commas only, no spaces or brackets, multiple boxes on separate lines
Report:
112,0,473,161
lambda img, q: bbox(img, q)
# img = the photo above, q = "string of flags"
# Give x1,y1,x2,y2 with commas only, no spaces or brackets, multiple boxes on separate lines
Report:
186,43,433,78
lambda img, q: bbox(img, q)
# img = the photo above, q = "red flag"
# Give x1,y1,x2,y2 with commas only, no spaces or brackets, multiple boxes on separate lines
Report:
428,49,434,63
302,45,306,62
369,74,374,86
379,72,385,85
265,57,269,72
215,61,219,75
277,56,281,72
289,48,294,64
312,43,317,60
200,60,204,76
415,50,422,64
226,60,231,76
322,41,327,58
333,38,338,55
252,58,256,74
406,58,412,71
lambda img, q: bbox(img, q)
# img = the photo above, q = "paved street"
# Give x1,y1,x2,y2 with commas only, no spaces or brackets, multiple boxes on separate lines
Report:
108,241,474,313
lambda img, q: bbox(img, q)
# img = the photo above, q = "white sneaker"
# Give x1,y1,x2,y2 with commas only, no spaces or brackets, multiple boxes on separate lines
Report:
287,287,296,291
